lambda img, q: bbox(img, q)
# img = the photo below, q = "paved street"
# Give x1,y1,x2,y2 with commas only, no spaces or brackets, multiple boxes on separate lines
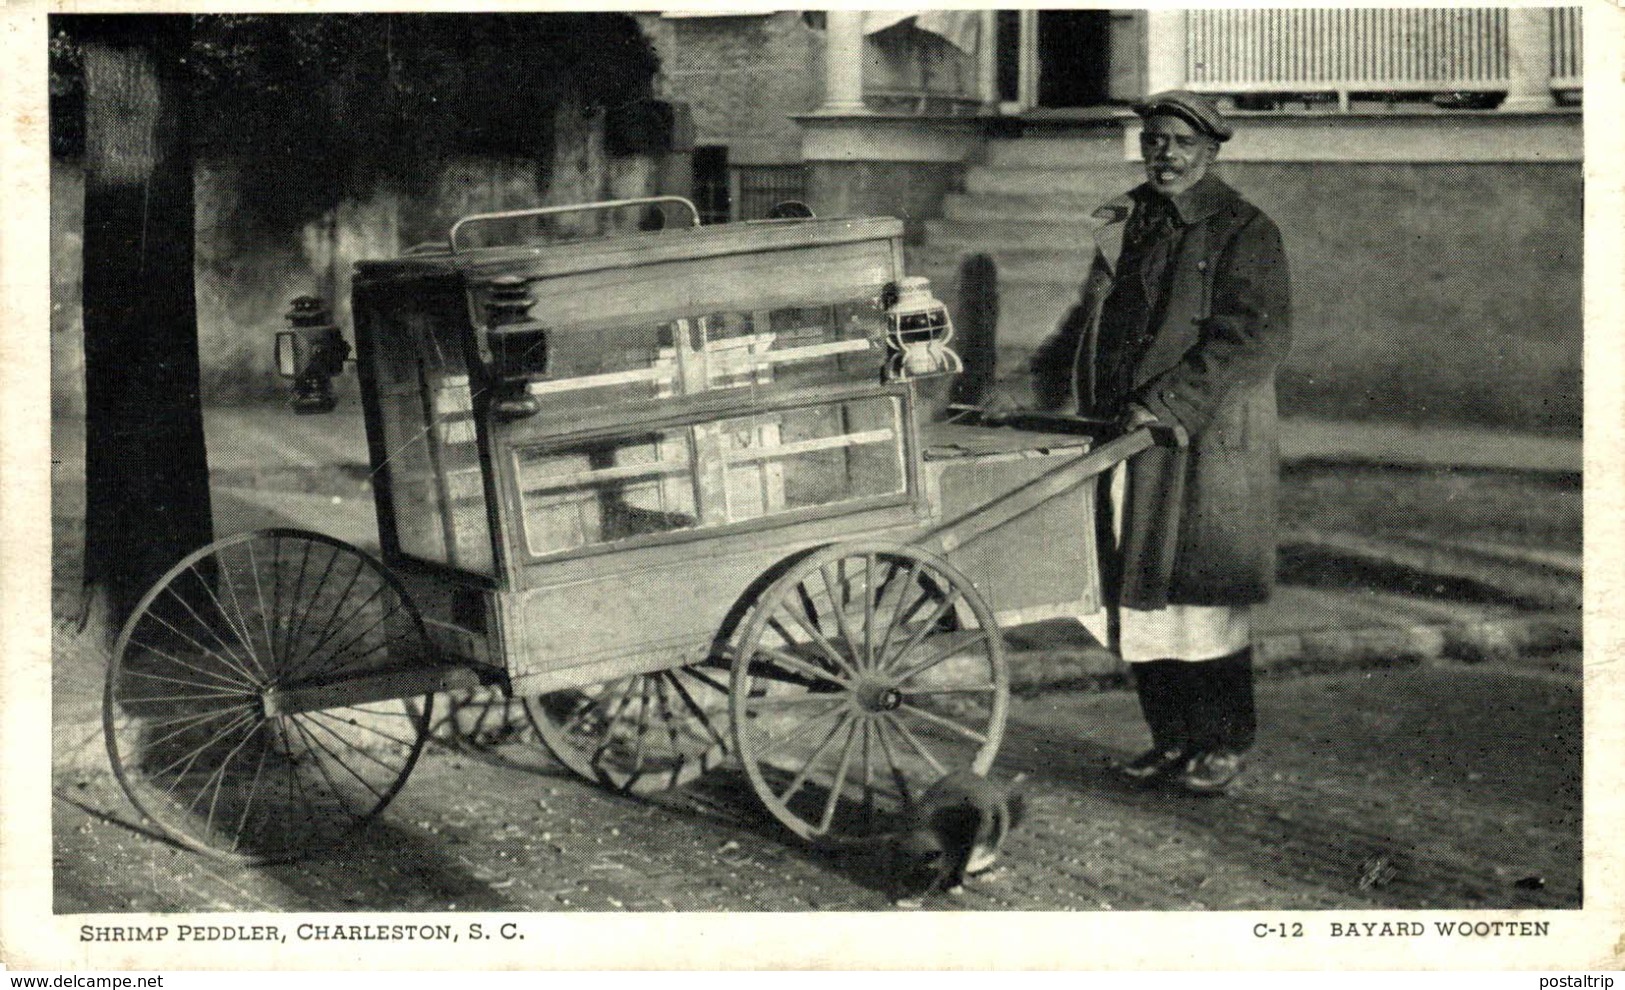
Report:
45,407,1584,915
54,652,1581,913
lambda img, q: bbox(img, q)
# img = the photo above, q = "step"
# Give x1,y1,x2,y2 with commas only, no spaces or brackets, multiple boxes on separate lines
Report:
985,136,1132,169
965,164,1141,198
942,193,1109,222
910,243,1096,285
904,254,1078,353
923,218,1099,253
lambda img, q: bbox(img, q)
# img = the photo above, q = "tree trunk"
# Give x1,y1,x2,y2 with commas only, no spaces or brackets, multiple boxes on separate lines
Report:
79,16,212,626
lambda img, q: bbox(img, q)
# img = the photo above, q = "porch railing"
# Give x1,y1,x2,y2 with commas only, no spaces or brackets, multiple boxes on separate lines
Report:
1550,6,1582,91
1185,8,1579,105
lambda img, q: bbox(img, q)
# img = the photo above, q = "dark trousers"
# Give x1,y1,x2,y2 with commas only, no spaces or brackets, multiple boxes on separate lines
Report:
1131,649,1256,755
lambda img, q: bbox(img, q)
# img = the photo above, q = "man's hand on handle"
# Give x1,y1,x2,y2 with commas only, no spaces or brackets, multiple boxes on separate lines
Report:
1121,402,1189,449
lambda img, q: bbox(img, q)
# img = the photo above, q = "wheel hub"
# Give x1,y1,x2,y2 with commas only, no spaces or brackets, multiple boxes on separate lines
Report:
855,679,903,713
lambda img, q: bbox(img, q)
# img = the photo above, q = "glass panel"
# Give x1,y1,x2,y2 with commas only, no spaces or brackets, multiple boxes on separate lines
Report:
370,296,495,575
275,331,299,378
715,396,905,523
516,430,697,556
513,295,885,415
697,298,886,393
379,389,447,564
526,320,683,413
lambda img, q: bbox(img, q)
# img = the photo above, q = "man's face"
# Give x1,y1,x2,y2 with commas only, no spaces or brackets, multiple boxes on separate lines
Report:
1139,115,1218,197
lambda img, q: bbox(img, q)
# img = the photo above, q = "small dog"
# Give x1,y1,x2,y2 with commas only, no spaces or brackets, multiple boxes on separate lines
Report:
889,769,1026,905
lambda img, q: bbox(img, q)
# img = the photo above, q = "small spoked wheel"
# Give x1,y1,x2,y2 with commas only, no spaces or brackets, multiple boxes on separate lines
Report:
525,664,732,794
729,541,1008,844
103,529,434,863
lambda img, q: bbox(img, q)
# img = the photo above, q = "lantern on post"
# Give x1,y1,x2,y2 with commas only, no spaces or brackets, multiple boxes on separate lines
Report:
482,276,548,422
882,276,963,382
275,296,350,414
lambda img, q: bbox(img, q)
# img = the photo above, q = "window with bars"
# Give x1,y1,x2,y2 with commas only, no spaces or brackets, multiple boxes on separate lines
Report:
692,146,731,225
735,165,809,222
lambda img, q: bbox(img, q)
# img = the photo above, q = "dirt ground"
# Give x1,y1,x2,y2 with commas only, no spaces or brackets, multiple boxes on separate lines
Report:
53,653,1581,914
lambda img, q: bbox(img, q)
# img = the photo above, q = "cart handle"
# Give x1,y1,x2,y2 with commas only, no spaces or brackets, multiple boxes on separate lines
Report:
447,197,702,255
921,427,1157,555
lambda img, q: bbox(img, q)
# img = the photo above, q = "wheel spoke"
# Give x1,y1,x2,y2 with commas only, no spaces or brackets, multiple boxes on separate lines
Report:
629,677,653,773
309,707,427,752
303,710,416,777
245,539,281,671
872,559,924,665
869,714,913,808
651,675,689,763
119,667,255,697
151,708,259,793
214,554,274,684
820,564,863,674
879,586,962,675
882,711,948,777
279,542,343,676
861,554,877,670
125,635,254,693
290,555,368,679
274,717,322,830
124,702,255,740
773,600,857,680
666,671,728,749
753,644,852,690
896,701,989,745
750,697,847,763
891,630,992,685
133,612,258,691
302,611,415,681
164,572,261,684
269,535,286,675
281,716,358,823
859,718,875,821
186,713,267,824
778,710,852,806
587,679,641,767
816,718,863,834
285,583,389,681
288,713,385,811
229,728,275,853
275,539,315,666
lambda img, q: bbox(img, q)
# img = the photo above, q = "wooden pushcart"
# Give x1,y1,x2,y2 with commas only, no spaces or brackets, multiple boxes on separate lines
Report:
103,197,1153,862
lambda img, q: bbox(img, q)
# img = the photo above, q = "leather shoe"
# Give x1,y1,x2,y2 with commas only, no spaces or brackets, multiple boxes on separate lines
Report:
1114,747,1191,783
1177,750,1244,795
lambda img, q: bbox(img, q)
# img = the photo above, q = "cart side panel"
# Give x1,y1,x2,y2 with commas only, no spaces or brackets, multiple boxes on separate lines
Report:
927,449,1101,625
493,499,924,695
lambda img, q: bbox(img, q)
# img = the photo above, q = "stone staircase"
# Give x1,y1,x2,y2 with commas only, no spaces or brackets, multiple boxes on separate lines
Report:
909,131,1141,393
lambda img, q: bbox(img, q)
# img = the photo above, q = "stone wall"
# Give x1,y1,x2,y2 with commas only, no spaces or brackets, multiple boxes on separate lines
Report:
639,12,821,167
51,96,677,414
1226,160,1582,433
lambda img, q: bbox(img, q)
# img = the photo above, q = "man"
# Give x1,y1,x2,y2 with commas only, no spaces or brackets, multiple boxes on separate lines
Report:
1033,91,1292,794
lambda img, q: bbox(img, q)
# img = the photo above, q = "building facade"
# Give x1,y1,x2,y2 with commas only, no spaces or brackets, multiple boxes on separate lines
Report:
640,8,1585,433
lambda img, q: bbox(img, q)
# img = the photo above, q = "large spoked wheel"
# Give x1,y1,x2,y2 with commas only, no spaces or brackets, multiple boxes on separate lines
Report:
729,541,1008,844
103,529,434,863
524,663,732,795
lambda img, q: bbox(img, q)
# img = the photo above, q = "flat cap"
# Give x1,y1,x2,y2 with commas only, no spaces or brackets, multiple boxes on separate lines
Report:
1133,89,1233,143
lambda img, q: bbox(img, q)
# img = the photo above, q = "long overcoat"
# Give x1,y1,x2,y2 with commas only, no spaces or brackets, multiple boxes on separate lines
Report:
1032,173,1292,610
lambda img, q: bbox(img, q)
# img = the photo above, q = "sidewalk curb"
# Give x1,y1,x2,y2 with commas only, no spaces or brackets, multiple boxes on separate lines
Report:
54,608,1582,780
1002,608,1582,691
1282,528,1582,610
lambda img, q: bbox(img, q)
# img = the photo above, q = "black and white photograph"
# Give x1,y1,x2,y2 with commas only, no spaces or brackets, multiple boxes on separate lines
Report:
5,0,1621,973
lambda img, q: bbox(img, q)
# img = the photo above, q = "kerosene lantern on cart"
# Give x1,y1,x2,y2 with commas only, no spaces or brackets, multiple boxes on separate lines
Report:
275,296,351,414
882,276,963,382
